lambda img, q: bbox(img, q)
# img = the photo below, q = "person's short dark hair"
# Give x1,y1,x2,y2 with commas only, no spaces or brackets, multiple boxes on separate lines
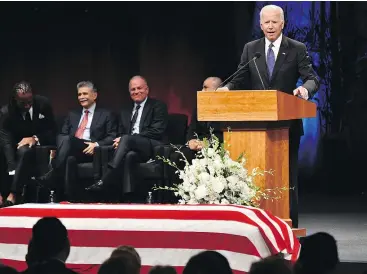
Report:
149,265,177,274
31,217,70,261
183,250,232,274
0,264,19,274
295,232,339,274
249,256,292,274
13,81,32,96
109,245,141,274
98,257,135,274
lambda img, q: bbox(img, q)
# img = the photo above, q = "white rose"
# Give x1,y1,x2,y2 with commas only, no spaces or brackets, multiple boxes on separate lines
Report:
199,172,210,184
199,158,208,167
220,198,230,204
194,184,208,200
207,148,215,157
212,177,225,194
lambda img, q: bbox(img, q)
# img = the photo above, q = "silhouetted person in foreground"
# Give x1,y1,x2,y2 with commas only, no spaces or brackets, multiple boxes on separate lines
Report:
294,232,339,274
22,217,78,274
183,250,232,274
249,255,292,274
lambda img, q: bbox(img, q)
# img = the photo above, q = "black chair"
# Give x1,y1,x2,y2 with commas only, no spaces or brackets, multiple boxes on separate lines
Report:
26,114,105,202
63,112,119,202
99,113,188,203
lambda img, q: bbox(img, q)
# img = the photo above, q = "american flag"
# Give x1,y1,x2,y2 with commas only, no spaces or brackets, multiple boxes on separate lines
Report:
0,203,300,274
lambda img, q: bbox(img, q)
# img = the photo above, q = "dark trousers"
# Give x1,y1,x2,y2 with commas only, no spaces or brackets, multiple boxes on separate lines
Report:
53,135,92,178
0,143,36,194
103,135,153,194
289,134,301,228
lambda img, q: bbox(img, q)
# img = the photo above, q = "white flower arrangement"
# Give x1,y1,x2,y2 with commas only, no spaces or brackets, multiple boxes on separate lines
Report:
156,129,286,207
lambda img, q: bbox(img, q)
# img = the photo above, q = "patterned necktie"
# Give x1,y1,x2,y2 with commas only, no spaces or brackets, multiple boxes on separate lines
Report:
75,110,89,139
130,104,141,134
267,43,275,78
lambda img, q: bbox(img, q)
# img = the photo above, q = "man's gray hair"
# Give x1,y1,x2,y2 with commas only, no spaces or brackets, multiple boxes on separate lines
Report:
77,81,97,92
260,5,284,22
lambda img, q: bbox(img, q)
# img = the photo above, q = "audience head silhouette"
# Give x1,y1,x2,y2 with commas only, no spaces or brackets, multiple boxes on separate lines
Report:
109,245,141,274
249,255,292,274
0,264,19,274
149,265,177,274
99,256,139,274
30,217,70,263
183,250,232,274
295,232,339,274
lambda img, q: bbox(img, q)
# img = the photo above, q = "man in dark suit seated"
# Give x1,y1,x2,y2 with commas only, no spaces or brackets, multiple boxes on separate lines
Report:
39,81,117,193
0,81,56,206
86,76,168,200
218,4,320,227
170,77,223,184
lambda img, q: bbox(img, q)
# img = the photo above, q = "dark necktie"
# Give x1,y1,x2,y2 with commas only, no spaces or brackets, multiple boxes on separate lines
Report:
130,104,141,134
267,43,275,78
24,111,32,122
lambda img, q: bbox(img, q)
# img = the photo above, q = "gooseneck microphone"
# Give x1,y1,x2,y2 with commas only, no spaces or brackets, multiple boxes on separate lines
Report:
216,52,262,90
253,52,266,90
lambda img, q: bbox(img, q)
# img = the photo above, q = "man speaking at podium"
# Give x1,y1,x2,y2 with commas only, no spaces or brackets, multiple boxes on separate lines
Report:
218,4,319,228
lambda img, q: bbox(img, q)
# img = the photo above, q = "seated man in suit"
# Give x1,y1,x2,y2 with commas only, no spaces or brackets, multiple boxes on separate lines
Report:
0,81,57,206
170,77,223,183
39,81,117,195
86,76,168,200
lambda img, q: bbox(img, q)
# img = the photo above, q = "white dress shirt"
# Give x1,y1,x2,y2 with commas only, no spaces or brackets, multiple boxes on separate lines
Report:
131,97,147,135
78,103,96,141
265,33,283,61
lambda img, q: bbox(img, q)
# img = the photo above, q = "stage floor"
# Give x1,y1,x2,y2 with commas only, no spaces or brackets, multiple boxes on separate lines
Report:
299,192,367,273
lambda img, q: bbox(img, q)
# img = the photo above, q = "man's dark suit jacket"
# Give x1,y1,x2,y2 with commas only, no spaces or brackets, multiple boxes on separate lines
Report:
227,35,320,136
118,97,168,145
60,106,117,146
186,107,223,143
0,95,57,145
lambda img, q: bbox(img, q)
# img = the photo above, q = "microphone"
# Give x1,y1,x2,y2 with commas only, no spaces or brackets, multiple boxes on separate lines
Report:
253,52,266,90
216,52,262,90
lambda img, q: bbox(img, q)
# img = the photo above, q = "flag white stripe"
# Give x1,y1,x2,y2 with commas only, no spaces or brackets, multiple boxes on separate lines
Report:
0,244,260,272
1,204,283,252
0,217,272,258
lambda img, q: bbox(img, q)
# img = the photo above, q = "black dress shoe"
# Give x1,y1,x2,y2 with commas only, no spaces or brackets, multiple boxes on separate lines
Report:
85,180,105,191
3,200,15,207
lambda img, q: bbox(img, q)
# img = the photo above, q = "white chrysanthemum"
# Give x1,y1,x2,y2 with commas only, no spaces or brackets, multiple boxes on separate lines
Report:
220,198,230,204
207,148,215,158
212,177,225,194
194,184,208,200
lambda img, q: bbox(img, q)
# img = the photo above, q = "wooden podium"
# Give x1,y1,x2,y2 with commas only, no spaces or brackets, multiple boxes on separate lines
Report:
197,90,317,227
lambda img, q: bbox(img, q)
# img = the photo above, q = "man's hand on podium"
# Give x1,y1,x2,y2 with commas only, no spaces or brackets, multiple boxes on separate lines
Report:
293,86,309,100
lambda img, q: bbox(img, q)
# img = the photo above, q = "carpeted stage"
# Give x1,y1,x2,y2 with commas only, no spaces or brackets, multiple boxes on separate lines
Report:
299,193,367,274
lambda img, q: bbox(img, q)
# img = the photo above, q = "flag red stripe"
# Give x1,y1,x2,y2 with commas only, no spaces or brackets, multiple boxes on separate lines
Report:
0,228,262,257
1,260,247,274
